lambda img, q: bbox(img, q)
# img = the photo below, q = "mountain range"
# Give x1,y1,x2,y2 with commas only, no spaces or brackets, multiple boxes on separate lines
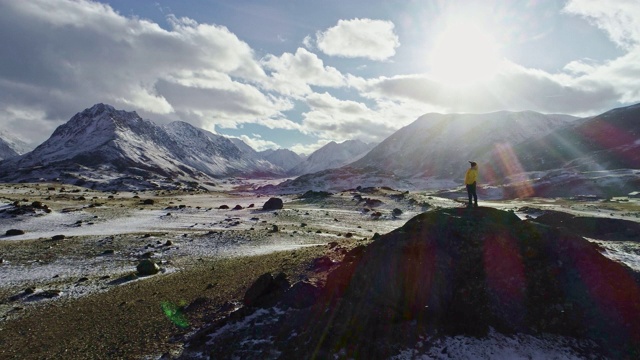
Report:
0,102,638,196
269,104,640,198
0,104,371,189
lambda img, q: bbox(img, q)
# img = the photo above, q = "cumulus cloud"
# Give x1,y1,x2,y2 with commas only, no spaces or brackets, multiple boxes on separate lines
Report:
2,0,640,153
233,134,279,152
564,0,640,49
261,48,346,97
301,92,408,143
315,18,400,60
0,0,275,143
353,59,624,115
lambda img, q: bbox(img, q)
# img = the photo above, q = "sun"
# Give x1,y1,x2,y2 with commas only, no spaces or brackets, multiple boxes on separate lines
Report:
429,21,503,87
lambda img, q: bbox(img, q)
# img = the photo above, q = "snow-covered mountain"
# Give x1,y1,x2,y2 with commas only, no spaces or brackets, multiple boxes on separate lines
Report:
0,104,284,189
162,121,283,177
288,140,374,176
259,148,304,172
0,130,30,160
269,111,578,193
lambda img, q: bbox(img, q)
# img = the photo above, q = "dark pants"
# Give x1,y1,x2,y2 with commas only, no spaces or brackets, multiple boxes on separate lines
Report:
466,182,477,206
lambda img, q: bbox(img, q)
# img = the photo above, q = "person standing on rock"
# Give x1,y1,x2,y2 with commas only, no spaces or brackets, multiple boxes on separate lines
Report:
465,161,478,208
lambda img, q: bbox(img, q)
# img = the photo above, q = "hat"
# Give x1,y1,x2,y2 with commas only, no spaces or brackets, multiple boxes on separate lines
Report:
468,161,477,166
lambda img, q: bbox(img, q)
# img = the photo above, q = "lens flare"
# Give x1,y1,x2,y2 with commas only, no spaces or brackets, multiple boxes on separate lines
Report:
161,301,189,329
493,142,534,198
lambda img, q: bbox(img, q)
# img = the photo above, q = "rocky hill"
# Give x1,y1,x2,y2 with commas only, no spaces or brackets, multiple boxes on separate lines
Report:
181,207,640,359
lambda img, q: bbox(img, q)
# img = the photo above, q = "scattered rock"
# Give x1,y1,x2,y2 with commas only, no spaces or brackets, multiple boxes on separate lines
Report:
164,240,173,246
312,256,334,271
299,190,332,199
219,205,230,209
34,289,62,299
364,198,383,207
344,232,353,238
248,204,255,208
268,224,279,233
232,205,243,210
392,208,403,216
31,201,44,208
281,282,321,309
243,272,290,308
136,259,160,276
51,234,65,241
101,249,115,255
262,198,284,211
5,229,25,236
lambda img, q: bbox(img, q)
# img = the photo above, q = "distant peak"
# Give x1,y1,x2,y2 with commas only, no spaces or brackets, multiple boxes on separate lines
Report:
86,103,116,116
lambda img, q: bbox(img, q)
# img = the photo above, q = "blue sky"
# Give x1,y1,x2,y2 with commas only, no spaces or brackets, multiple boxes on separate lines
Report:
1,0,638,154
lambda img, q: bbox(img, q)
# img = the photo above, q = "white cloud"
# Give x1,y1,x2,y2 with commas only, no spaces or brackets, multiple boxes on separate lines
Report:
315,18,400,60
301,92,414,143
0,0,269,143
234,134,279,152
564,0,640,49
288,140,329,156
352,59,623,115
261,48,346,97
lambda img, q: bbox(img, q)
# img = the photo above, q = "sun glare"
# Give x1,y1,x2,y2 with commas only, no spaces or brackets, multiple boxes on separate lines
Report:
429,21,503,87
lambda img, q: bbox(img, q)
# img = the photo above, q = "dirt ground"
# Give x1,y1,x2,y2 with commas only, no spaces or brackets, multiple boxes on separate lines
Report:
1,183,639,359
0,183,419,359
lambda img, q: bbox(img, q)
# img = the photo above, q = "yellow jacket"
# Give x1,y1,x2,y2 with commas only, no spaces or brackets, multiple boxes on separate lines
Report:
465,165,478,185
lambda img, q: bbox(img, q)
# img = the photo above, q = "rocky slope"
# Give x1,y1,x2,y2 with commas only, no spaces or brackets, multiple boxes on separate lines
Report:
0,130,29,160
504,102,640,172
182,207,640,359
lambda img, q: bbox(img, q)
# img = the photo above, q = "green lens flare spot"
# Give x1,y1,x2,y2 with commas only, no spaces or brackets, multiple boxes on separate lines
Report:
161,301,189,328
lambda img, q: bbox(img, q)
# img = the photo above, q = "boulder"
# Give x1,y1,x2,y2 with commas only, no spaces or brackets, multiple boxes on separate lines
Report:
142,199,155,205
243,272,290,308
136,259,160,276
51,235,65,241
232,205,243,210
5,229,25,236
262,198,283,211
281,282,321,309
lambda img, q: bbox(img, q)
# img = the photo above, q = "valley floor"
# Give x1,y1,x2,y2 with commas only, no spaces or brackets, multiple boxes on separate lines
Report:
0,182,639,359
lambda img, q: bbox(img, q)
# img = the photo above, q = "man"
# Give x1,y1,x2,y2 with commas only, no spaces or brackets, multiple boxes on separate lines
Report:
465,161,478,208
